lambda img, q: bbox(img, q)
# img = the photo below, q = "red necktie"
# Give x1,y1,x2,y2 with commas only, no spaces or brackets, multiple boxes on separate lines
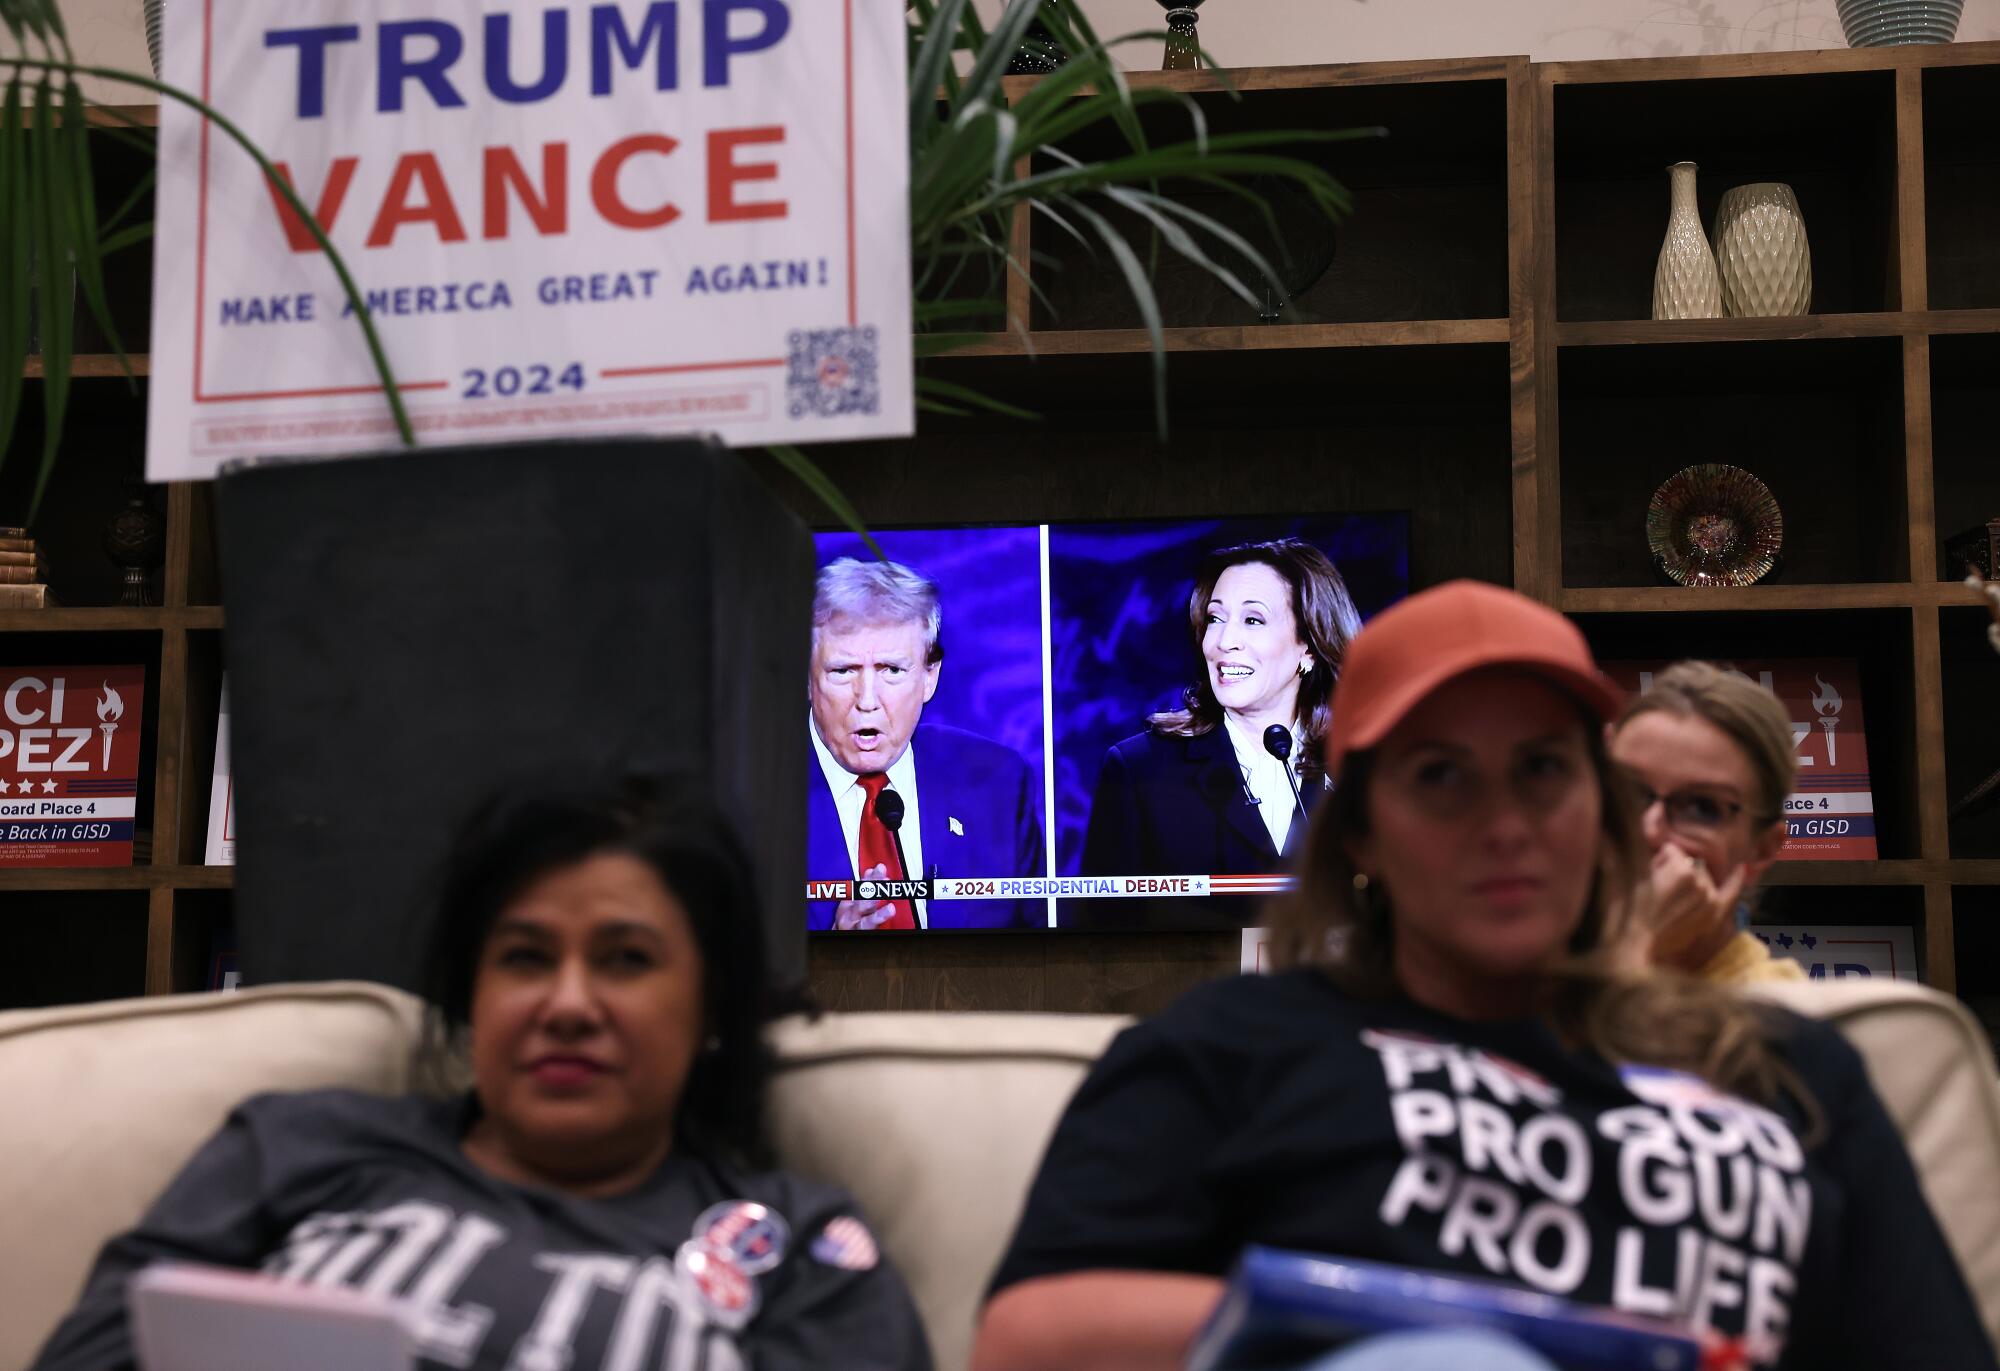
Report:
857,773,915,930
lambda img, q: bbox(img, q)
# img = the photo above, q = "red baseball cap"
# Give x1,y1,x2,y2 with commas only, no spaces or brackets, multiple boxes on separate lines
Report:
1325,580,1624,778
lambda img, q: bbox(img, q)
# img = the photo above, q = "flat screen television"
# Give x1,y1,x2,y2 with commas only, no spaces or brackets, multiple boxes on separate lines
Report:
805,513,1410,932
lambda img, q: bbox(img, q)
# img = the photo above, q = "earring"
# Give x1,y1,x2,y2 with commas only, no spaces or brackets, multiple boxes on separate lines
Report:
1299,660,1312,677
1351,870,1386,919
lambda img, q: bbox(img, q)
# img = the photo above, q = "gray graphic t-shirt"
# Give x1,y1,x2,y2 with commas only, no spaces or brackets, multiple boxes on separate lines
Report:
33,1089,930,1371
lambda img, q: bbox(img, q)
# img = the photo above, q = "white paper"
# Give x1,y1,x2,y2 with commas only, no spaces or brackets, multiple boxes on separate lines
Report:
204,681,234,865
130,1264,414,1371
147,1,912,478
1241,927,1271,974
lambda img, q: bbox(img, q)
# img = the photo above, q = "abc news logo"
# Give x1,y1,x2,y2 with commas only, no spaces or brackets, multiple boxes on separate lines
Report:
806,879,932,901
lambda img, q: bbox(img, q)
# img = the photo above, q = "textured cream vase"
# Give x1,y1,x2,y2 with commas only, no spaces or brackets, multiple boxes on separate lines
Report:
1712,182,1812,317
1653,162,1723,320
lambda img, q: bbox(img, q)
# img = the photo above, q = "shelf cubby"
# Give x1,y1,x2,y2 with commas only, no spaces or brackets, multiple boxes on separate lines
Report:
1030,74,1511,332
1552,69,1898,322
1557,336,1907,588
1923,64,2000,312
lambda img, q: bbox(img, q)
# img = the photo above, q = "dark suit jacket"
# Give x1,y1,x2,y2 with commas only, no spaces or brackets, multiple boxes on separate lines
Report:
806,721,1045,931
1072,728,1324,928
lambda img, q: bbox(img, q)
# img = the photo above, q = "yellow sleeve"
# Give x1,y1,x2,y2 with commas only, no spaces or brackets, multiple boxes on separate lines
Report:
1698,930,1808,984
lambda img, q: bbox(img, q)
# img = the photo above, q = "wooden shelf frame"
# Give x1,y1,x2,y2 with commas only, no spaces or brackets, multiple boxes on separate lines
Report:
0,865,233,893
0,606,221,632
9,42,2000,1012
43,307,2000,378
1562,583,1994,613
1529,45,1994,991
0,478,225,994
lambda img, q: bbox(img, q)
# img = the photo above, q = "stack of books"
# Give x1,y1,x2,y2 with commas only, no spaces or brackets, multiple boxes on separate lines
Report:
0,526,55,608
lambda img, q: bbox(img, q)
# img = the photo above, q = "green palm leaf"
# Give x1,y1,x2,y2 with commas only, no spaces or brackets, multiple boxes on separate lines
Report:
908,0,1370,439
0,14,414,519
767,443,880,558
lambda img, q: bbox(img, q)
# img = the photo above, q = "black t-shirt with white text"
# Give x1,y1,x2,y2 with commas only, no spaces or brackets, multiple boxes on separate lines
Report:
989,970,1993,1370
33,1089,931,1371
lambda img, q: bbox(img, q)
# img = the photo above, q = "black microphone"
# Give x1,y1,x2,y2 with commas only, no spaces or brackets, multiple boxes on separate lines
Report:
873,788,925,929
1263,725,1310,837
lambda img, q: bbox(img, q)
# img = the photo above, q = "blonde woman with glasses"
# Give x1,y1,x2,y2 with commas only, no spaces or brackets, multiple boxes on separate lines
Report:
1608,661,1805,984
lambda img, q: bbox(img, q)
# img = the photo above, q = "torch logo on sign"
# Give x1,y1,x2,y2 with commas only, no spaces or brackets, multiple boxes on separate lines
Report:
1811,674,1842,767
97,683,123,770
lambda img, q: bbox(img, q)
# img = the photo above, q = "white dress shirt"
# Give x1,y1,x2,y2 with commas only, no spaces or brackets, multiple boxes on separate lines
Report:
1222,714,1304,856
809,716,928,927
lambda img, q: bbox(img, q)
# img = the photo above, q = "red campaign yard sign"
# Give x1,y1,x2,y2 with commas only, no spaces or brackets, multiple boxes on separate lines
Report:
1603,659,1877,861
0,667,147,868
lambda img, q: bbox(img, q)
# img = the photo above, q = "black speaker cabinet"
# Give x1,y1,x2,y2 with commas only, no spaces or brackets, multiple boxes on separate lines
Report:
217,437,810,992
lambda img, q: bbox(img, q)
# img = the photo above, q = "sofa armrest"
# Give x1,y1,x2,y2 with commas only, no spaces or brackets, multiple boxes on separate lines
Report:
1747,978,2000,1352
0,981,425,1371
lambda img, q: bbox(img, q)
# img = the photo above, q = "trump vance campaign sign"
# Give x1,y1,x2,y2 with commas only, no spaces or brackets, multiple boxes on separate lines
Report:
146,0,913,479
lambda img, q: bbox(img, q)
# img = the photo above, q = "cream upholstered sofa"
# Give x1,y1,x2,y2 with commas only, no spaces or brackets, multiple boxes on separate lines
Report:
2,980,1997,1371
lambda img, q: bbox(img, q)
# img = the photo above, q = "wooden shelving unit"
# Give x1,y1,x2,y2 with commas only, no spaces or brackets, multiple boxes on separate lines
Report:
11,40,2000,1024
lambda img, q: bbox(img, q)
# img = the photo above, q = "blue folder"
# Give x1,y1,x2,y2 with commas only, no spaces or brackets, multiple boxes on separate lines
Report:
1186,1248,1703,1371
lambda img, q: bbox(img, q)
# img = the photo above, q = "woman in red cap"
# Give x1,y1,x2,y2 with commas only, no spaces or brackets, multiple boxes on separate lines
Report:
975,581,1989,1371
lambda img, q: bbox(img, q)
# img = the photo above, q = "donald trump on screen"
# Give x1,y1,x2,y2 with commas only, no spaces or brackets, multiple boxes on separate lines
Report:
806,558,1044,930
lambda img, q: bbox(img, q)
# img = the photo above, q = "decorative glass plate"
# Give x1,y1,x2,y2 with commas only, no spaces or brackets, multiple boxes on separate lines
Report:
1646,464,1784,587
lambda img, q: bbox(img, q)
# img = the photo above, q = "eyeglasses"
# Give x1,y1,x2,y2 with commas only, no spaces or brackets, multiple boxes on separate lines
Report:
1630,783,1746,833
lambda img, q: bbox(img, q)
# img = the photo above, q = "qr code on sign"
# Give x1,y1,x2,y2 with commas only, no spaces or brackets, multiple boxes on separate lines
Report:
788,326,880,419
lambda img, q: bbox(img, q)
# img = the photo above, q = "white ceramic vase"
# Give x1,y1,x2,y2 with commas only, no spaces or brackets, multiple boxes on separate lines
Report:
1653,162,1723,320
143,0,165,76
1713,182,1812,317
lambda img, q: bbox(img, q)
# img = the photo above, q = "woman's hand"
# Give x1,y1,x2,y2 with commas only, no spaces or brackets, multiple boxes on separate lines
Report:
835,864,899,930
971,1271,1226,1371
1645,842,1747,973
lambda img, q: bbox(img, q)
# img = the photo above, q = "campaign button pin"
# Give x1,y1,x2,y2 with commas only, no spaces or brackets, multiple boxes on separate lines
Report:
694,1200,790,1276
809,1215,879,1272
675,1239,759,1327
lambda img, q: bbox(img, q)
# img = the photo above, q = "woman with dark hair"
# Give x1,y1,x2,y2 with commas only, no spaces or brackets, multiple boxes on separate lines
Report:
32,774,931,1371
978,582,1989,1371
1079,540,1362,904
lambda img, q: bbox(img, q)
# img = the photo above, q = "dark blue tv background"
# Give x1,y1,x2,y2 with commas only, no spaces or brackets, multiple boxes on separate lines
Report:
1048,515,1409,876
814,527,1048,816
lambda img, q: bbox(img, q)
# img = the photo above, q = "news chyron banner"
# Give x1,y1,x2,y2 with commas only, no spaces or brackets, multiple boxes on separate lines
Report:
805,874,1288,904
146,1,913,479
1603,659,1877,860
0,667,147,868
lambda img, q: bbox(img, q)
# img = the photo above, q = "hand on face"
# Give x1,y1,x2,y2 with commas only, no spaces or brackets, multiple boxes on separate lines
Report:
1609,709,1780,973
835,862,899,930
810,616,940,777
1645,840,1748,971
